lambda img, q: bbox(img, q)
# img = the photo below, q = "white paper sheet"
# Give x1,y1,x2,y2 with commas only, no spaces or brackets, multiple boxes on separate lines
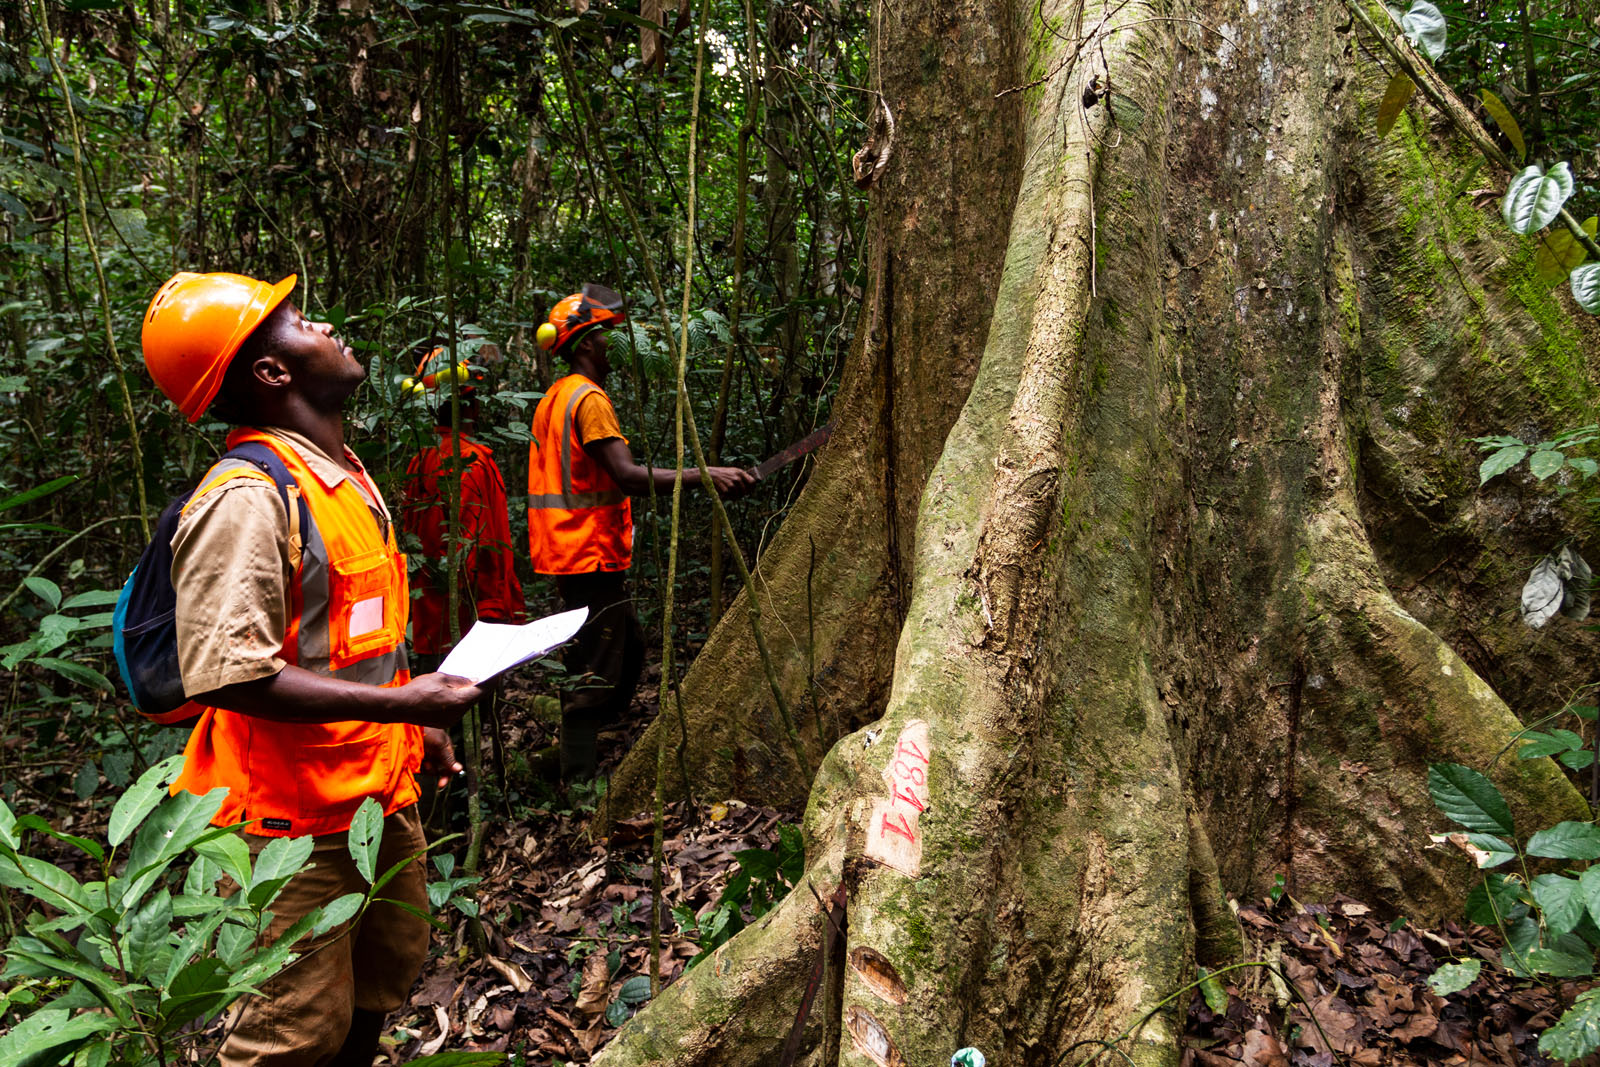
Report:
436,607,589,684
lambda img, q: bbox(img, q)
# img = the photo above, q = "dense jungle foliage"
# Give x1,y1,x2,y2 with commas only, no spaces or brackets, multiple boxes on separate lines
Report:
0,0,871,809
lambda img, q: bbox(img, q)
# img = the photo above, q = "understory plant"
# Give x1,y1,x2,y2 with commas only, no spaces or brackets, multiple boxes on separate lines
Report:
0,756,486,1067
1427,760,1600,1061
671,820,804,968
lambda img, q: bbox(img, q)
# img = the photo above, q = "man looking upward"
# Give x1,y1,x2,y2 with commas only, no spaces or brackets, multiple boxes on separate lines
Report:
141,271,481,1067
528,284,754,780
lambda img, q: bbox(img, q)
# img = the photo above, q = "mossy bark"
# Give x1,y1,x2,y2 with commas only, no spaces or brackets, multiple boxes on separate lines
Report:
595,0,1600,1062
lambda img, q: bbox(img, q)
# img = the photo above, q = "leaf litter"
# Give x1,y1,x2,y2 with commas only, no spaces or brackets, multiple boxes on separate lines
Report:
1183,893,1600,1067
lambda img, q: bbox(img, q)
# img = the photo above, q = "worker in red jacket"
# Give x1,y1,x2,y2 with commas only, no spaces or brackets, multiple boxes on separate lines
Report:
401,346,526,670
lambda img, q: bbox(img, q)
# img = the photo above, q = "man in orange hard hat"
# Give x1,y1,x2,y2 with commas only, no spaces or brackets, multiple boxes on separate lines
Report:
141,271,482,1067
528,284,754,779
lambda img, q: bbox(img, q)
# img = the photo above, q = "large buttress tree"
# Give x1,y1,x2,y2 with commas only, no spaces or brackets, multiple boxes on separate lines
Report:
600,0,1600,1061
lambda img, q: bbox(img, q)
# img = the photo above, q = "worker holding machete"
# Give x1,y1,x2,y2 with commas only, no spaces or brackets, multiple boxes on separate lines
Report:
528,284,755,780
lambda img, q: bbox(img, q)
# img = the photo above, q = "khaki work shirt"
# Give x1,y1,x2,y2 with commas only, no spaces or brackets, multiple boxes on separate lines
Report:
170,427,392,698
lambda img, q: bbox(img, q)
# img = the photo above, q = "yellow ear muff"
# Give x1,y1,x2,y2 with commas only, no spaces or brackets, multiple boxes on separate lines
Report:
536,322,558,351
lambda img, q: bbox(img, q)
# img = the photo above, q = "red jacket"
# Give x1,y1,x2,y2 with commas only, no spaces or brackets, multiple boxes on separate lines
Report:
403,431,525,654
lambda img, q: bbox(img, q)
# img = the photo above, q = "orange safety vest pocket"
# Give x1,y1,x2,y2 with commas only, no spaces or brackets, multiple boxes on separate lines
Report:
292,725,394,821
327,550,408,670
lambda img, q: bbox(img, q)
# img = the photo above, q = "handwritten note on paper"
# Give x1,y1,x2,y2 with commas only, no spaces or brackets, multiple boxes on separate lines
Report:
864,719,930,877
436,607,588,684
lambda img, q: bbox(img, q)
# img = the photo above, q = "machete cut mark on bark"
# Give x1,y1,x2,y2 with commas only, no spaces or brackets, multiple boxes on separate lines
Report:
863,719,930,876
844,1004,903,1067
847,946,909,1005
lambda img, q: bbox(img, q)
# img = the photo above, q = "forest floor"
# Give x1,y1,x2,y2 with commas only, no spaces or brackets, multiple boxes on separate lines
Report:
10,670,1595,1066
381,674,1596,1067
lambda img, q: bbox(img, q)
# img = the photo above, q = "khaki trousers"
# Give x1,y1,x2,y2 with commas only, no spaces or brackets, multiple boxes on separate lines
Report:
219,806,431,1067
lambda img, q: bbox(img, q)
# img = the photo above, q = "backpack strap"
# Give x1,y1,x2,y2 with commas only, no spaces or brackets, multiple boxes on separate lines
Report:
219,440,309,571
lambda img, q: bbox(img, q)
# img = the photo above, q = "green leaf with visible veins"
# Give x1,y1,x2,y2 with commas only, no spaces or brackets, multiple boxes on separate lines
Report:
1428,763,1515,836
1542,989,1600,1061
1427,959,1480,996
1528,822,1600,861
1480,445,1528,483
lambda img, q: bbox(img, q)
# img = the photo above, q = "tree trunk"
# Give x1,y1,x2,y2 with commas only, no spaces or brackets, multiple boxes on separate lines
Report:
600,0,1027,819
598,0,1599,1063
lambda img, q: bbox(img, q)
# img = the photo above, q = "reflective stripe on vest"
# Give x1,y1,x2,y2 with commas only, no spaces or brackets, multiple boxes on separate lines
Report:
527,375,632,575
172,429,420,837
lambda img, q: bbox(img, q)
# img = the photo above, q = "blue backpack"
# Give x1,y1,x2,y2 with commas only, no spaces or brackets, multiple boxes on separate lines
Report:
112,441,307,725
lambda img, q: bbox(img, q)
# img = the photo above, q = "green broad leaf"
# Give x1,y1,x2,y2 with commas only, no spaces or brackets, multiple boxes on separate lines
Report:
109,755,185,847
1197,965,1228,1012
60,589,123,610
1526,945,1595,978
1428,763,1515,836
312,892,364,936
1503,162,1577,236
1573,263,1600,314
216,915,255,966
1571,705,1600,721
120,789,230,909
73,1038,112,1067
194,833,253,889
1467,872,1528,926
184,854,220,896
1534,216,1596,288
1530,450,1567,479
1477,90,1525,162
73,759,99,800
403,1054,509,1067
251,834,315,886
1534,874,1586,935
434,852,456,880
1579,866,1600,931
1376,74,1415,137
24,576,62,610
1528,822,1600,860
158,956,237,1033
1479,444,1528,483
1427,958,1480,996
1541,989,1600,1062
1398,0,1447,59
124,887,175,977
162,909,234,990
0,1008,117,1067
1551,728,1588,750
617,974,652,1006
1568,459,1600,478
1561,749,1597,771
605,997,631,1027
1520,731,1572,758
0,851,93,913
348,797,384,884
1463,833,1517,868
0,797,17,848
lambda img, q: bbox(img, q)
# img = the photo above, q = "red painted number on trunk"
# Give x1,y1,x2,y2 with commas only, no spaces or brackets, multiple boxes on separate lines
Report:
892,785,926,812
896,739,928,763
880,811,917,843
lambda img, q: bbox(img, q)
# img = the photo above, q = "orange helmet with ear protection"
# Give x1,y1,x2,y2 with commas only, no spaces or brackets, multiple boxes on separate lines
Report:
401,345,483,398
536,283,626,354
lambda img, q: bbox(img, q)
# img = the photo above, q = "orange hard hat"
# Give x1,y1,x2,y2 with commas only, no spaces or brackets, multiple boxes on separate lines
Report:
141,271,298,422
537,283,626,354
402,345,483,397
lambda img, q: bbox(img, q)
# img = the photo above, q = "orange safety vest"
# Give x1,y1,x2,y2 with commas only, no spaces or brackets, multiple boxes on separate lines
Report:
171,428,421,837
527,374,632,575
